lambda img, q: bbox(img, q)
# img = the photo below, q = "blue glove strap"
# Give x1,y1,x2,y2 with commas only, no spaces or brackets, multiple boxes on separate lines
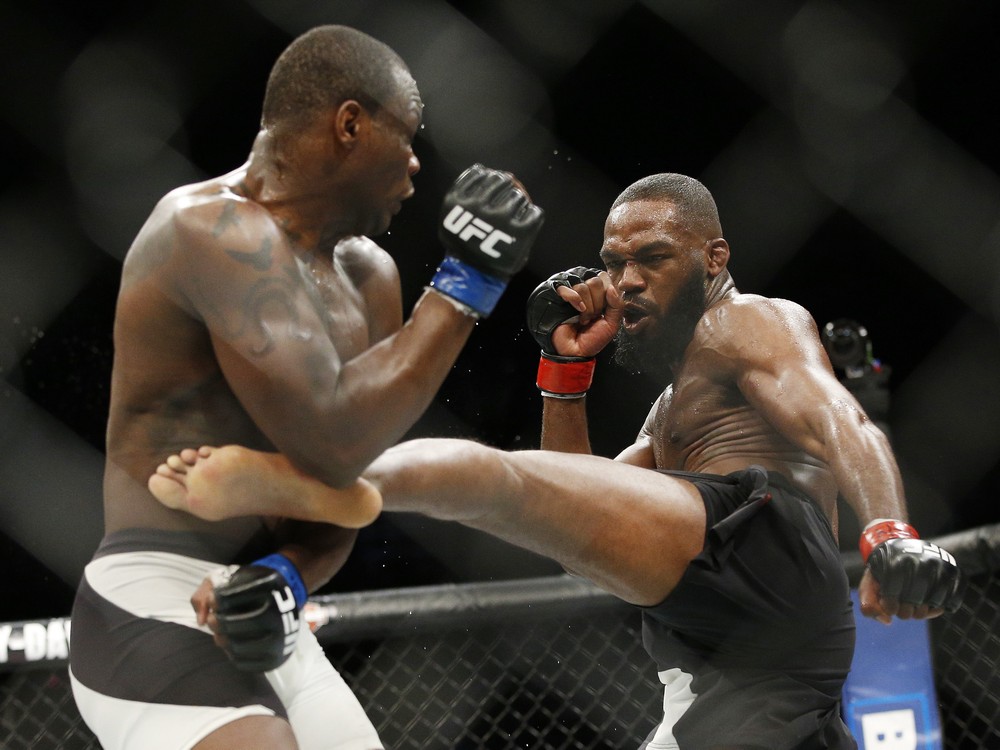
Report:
430,256,507,317
253,553,308,610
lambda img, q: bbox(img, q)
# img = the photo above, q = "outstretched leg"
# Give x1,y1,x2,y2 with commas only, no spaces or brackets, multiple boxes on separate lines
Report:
148,445,383,528
148,438,706,605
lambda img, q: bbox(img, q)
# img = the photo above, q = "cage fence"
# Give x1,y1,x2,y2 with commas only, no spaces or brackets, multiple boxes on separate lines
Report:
1,525,997,750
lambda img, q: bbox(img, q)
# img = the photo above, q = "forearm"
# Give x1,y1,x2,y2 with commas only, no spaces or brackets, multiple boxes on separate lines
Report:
826,417,908,526
540,396,593,454
272,521,359,593
278,290,476,486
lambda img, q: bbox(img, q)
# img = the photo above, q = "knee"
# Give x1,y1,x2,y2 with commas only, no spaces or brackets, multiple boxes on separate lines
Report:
193,715,297,750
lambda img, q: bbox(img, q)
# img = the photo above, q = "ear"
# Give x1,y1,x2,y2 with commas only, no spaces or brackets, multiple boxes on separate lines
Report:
705,238,730,277
334,100,366,148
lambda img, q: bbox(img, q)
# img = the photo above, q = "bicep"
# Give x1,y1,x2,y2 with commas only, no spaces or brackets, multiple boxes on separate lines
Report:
735,314,867,457
351,238,403,344
173,216,344,430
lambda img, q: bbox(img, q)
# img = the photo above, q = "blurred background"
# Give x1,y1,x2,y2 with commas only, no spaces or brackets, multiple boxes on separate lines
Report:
3,0,999,621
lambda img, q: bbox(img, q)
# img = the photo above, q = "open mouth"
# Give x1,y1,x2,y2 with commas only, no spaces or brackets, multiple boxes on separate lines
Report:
622,304,652,333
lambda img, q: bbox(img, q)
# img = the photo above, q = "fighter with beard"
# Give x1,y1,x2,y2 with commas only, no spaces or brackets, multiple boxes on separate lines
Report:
147,173,962,749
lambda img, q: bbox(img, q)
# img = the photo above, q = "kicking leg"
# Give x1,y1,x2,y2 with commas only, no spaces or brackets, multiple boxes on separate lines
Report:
148,445,383,528
365,439,706,605
148,439,706,605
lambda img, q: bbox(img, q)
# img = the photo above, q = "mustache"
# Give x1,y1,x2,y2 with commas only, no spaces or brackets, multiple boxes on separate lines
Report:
619,295,658,317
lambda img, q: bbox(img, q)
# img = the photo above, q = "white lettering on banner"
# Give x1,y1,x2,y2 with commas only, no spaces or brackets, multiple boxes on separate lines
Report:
24,623,48,661
860,708,917,749
0,619,72,663
47,620,70,660
0,625,10,663
442,206,515,259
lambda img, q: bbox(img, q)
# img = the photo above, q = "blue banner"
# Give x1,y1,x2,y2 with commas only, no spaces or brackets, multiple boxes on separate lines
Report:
843,590,942,749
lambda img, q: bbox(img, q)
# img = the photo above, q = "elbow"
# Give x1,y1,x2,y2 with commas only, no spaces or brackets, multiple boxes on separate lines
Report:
821,399,893,454
284,439,371,490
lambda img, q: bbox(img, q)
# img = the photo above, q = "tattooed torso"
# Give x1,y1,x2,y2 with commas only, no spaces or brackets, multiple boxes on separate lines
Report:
103,169,400,542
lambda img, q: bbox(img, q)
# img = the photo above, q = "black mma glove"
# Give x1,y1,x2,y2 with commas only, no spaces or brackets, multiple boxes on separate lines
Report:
861,519,964,613
525,267,602,398
430,164,545,317
212,553,308,672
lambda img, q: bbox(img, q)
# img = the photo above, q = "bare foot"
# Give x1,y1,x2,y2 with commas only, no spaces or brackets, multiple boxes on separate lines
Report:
147,445,382,528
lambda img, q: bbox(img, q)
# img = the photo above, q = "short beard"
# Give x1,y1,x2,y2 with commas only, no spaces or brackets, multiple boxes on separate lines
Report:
612,271,706,380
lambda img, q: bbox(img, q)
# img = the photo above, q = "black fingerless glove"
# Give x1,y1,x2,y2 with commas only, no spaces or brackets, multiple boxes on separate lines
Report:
525,267,602,398
430,164,545,317
213,553,308,672
861,520,964,613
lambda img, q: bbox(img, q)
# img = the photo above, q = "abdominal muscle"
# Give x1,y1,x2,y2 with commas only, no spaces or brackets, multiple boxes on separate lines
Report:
653,403,840,533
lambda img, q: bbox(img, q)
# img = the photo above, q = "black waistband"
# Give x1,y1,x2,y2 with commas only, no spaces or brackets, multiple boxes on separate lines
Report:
656,466,803,499
93,528,263,565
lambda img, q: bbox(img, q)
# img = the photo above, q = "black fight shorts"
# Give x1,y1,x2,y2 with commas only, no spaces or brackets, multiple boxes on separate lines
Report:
639,466,857,750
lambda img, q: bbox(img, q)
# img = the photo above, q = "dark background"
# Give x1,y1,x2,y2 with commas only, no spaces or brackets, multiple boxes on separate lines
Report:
3,0,1000,621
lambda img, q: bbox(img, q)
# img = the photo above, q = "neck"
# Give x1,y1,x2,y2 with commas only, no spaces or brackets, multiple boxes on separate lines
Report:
705,271,737,309
243,127,351,251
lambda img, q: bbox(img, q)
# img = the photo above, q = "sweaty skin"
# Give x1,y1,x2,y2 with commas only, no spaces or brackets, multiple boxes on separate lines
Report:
85,27,549,750
112,66,470,553
545,197,925,623
149,194,937,625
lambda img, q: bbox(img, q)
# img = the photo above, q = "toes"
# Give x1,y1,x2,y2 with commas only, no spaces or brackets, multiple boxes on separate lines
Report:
178,448,201,465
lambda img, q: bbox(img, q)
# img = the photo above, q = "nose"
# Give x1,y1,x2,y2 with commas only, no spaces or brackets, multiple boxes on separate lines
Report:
408,151,421,177
615,260,646,292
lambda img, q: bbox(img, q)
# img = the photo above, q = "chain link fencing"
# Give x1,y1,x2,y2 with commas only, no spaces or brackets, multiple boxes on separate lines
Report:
2,525,997,749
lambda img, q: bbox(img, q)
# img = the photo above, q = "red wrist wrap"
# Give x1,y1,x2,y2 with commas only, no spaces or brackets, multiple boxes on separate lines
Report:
859,519,919,561
536,353,596,397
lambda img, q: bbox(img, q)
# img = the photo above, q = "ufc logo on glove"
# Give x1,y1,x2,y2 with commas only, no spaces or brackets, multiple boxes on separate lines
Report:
273,585,300,655
442,206,515,258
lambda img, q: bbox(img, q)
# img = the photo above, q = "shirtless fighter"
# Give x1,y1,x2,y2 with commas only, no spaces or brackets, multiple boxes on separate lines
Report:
149,173,961,749
68,25,543,750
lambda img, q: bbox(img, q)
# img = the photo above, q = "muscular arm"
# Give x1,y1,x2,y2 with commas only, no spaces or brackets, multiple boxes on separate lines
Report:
157,198,475,487
724,298,961,622
538,271,631,458
272,520,357,594
728,299,908,525
540,397,592,454
539,384,656,467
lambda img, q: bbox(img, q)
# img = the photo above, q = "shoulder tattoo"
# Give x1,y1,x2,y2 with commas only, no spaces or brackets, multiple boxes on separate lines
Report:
212,201,240,238
239,276,312,356
225,235,274,272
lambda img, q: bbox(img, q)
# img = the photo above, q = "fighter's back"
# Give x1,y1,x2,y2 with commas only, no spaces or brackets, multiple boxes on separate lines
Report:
103,170,288,540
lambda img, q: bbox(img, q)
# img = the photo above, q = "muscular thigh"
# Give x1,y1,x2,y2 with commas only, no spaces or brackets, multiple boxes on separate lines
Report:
478,448,707,606
194,716,297,750
375,439,706,605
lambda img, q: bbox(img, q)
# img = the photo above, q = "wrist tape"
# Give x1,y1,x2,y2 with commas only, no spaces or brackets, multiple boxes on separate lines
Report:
425,286,480,318
429,256,506,317
536,352,596,399
253,553,308,609
859,518,919,562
